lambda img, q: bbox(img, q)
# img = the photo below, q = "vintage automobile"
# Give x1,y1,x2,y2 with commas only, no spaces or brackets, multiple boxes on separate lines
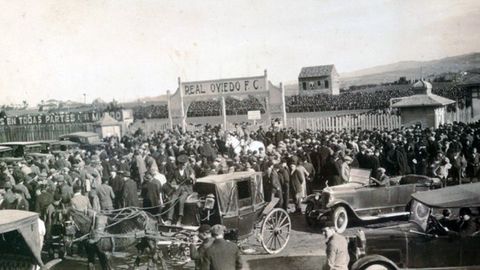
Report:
0,210,60,269
303,168,441,233
0,145,22,164
35,139,80,155
59,131,107,152
183,171,291,254
349,182,480,270
0,141,52,162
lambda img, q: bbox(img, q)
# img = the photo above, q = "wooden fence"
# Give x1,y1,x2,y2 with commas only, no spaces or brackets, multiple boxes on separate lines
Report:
287,113,402,131
0,123,95,143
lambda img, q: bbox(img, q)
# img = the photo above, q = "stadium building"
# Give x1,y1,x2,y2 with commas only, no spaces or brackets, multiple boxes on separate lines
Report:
298,64,340,95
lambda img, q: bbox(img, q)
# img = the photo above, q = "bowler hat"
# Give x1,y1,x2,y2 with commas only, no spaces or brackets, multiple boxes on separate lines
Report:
177,155,188,164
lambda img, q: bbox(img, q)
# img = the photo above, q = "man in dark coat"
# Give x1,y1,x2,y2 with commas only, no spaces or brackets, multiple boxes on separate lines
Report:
201,225,243,270
141,172,162,215
289,162,305,213
276,162,290,210
109,169,124,209
121,171,139,207
190,224,214,270
263,161,282,206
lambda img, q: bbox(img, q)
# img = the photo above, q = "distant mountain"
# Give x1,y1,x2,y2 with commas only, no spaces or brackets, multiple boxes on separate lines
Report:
341,52,480,87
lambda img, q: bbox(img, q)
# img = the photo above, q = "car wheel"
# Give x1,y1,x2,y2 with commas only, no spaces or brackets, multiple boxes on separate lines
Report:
305,203,314,227
332,206,348,233
358,261,396,270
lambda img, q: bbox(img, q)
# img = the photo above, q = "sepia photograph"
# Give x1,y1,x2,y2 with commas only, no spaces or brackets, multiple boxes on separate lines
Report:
0,0,480,269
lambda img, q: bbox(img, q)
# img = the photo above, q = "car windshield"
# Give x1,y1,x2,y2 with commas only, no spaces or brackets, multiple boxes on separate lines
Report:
409,199,430,232
24,145,43,154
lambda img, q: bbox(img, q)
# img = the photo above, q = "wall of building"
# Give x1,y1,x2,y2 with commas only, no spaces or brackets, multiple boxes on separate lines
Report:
298,73,340,95
400,107,436,128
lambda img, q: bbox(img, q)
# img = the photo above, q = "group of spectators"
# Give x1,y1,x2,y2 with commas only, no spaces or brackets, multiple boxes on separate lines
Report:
133,104,169,119
1,119,480,268
287,82,462,113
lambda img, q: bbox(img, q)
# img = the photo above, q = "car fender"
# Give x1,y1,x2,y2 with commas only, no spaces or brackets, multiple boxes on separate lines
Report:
326,200,360,220
351,254,399,270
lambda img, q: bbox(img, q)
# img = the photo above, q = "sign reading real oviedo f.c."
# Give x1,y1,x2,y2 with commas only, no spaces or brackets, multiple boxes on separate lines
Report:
181,76,266,97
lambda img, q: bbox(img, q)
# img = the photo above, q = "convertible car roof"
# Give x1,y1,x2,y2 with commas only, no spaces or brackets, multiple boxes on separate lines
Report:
197,171,261,184
0,210,39,234
0,210,43,266
411,182,480,208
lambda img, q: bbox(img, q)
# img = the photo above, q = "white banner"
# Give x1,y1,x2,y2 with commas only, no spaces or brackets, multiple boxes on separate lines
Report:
181,76,266,97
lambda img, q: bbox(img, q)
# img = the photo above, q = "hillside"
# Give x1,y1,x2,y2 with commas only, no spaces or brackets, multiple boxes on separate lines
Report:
341,52,480,87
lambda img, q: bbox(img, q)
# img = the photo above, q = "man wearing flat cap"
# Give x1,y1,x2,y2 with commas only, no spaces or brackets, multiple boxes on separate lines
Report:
201,224,243,270
190,224,214,270
166,154,195,225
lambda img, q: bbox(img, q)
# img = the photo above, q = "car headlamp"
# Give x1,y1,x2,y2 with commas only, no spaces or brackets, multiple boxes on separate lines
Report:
204,194,215,210
314,192,321,201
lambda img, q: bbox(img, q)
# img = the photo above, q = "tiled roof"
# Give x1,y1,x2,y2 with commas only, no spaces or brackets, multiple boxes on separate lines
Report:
392,94,455,108
299,65,335,78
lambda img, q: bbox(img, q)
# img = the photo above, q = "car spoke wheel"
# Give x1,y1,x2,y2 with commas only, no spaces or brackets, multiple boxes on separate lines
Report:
260,208,291,254
332,206,348,233
305,203,314,227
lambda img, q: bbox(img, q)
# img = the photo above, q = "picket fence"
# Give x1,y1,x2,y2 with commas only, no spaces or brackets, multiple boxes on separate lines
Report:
286,113,402,131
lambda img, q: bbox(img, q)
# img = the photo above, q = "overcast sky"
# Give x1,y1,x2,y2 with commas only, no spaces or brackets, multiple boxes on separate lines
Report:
0,0,479,105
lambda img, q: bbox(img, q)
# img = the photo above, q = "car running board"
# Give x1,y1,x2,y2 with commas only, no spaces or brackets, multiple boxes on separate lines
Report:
359,211,410,221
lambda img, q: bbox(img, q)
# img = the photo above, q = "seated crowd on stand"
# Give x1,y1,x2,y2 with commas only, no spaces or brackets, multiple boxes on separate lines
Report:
131,82,463,119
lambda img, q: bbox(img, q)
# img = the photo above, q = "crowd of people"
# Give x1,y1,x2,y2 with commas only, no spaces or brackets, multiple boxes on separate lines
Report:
1,119,480,268
133,104,169,119
130,82,463,119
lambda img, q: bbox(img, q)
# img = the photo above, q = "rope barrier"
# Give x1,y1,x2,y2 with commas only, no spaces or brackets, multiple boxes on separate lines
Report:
71,196,184,243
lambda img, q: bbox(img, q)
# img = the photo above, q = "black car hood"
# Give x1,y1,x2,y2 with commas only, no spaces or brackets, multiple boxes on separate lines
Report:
362,222,423,239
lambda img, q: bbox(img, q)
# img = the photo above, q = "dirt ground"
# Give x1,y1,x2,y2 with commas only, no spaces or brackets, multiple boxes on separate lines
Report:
51,209,401,269
52,211,329,270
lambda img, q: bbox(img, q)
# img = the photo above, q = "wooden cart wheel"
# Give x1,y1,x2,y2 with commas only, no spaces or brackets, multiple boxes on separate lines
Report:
260,208,291,254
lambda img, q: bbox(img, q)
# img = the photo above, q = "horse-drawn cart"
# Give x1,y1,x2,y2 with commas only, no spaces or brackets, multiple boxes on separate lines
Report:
184,171,291,254
68,171,291,269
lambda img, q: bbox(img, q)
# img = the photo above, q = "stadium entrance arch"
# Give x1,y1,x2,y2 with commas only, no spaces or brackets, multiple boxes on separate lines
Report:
168,70,287,131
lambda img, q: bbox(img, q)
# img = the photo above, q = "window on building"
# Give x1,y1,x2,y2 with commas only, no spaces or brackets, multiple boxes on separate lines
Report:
472,89,480,99
317,81,322,87
324,80,329,88
302,82,307,90
309,82,314,89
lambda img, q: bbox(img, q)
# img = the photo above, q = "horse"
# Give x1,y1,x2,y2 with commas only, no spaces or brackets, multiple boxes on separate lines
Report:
225,134,265,155
69,208,162,270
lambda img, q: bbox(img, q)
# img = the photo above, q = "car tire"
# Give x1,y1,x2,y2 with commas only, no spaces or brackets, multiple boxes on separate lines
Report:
332,206,348,233
305,203,314,227
358,261,396,270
